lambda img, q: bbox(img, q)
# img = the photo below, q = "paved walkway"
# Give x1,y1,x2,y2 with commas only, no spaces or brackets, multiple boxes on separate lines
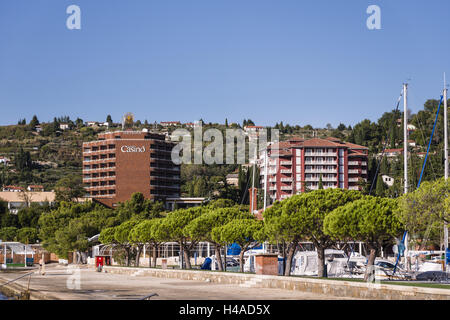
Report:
0,264,356,300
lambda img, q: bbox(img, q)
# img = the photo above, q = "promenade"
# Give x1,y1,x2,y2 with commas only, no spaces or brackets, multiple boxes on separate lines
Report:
0,264,352,300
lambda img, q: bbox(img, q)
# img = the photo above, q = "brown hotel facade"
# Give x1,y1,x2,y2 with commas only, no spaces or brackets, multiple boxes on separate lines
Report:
82,130,180,207
260,137,368,201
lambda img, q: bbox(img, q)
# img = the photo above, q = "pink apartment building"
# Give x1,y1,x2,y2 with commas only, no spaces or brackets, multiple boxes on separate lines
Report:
259,137,368,201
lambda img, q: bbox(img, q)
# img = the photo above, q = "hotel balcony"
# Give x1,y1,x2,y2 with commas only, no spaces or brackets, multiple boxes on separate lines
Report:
305,177,337,182
348,169,360,174
305,169,337,174
85,185,116,191
83,167,116,173
304,152,336,157
280,169,292,174
280,186,293,190
83,176,116,182
304,160,337,165
83,148,116,155
151,175,180,180
348,178,360,182
280,177,293,182
280,161,292,165
83,158,116,165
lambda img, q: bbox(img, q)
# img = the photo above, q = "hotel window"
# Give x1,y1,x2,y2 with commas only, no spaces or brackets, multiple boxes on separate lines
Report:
296,149,301,156
296,182,301,190
296,165,301,173
296,157,301,164
296,174,301,181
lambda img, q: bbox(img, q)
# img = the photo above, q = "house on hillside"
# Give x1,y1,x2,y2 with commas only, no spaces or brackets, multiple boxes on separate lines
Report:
2,186,24,192
27,185,44,192
0,191,56,214
0,157,10,166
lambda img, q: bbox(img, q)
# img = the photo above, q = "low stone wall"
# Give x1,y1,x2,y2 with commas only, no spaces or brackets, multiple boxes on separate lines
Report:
100,265,450,300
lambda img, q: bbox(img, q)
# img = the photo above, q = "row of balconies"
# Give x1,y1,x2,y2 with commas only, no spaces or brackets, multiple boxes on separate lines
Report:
83,158,116,164
150,184,180,189
83,147,116,155
348,169,367,174
304,152,336,157
83,175,116,181
304,160,337,165
348,161,368,166
305,177,337,182
151,175,180,180
305,169,337,174
83,166,116,173
85,185,116,190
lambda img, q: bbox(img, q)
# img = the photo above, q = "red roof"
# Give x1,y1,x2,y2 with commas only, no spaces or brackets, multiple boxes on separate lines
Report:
385,148,403,153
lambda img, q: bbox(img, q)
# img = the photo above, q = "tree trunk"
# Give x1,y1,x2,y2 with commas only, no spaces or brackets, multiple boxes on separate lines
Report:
215,246,223,271
125,247,130,267
364,246,378,282
284,241,297,276
239,245,248,273
136,246,142,267
183,248,191,269
148,245,152,268
152,244,158,268
317,246,327,278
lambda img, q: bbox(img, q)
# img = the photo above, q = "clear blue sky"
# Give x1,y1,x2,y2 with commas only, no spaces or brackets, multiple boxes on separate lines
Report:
1,1,449,128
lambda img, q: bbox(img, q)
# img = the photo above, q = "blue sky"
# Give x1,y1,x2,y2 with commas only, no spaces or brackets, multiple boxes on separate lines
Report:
0,1,449,127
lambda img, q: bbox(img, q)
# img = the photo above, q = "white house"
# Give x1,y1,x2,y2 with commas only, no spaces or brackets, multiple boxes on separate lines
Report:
381,175,395,187
59,123,70,130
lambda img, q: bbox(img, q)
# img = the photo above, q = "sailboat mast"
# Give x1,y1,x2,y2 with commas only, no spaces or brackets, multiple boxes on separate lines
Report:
444,74,448,269
251,148,256,213
403,83,410,270
263,148,268,212
403,83,408,194
445,73,448,180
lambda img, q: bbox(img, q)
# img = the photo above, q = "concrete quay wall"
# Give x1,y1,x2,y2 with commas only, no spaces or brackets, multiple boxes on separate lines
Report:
100,266,450,300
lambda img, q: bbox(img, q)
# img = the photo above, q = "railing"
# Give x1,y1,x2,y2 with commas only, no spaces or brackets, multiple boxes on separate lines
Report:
304,161,337,165
304,152,336,157
280,178,292,182
280,161,292,165
305,169,337,173
83,176,116,181
83,158,116,164
85,185,116,190
348,170,360,174
83,167,116,172
151,175,180,180
280,169,292,173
